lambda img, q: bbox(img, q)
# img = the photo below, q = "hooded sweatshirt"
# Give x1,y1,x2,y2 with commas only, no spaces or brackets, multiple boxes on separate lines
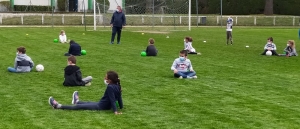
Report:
14,54,34,72
171,58,194,72
63,65,85,86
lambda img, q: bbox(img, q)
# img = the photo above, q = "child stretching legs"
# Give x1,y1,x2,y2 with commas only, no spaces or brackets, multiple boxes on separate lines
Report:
49,71,123,115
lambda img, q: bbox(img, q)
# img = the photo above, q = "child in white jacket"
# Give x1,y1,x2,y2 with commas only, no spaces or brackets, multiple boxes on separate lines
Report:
59,30,68,43
184,37,201,55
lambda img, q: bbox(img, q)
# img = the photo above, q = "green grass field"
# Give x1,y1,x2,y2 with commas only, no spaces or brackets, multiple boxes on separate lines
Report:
0,26,300,129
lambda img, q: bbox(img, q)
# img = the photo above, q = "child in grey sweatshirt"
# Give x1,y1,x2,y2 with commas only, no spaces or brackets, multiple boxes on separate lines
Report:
171,50,197,79
7,46,34,73
279,40,298,57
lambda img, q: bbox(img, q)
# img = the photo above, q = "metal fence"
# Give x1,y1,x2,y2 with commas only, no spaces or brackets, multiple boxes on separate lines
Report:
0,14,299,27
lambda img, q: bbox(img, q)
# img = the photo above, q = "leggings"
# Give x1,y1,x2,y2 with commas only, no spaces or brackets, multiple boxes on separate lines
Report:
60,101,102,110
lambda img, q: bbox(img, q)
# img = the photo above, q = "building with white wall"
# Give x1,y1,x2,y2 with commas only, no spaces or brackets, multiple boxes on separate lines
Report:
0,0,89,12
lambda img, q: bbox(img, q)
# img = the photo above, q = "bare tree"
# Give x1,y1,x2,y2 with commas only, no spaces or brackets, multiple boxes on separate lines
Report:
264,0,273,15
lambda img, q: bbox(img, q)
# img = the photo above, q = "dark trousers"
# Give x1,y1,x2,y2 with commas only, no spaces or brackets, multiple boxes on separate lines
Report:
60,101,109,110
261,50,278,56
174,71,196,78
64,53,81,56
188,52,198,54
111,26,122,43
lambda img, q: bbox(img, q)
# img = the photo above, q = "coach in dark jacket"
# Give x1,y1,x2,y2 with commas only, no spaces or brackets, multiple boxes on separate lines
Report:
110,6,126,44
64,40,81,56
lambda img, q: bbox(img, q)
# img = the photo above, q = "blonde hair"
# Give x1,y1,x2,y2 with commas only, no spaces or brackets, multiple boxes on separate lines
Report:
288,40,295,48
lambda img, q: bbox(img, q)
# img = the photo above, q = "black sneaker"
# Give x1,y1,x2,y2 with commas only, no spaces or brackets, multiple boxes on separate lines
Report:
72,91,79,105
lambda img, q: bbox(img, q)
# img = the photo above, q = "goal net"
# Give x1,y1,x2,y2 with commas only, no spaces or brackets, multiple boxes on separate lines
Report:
93,0,191,31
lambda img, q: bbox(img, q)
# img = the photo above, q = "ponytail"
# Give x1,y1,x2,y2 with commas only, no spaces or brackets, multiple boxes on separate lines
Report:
117,78,122,92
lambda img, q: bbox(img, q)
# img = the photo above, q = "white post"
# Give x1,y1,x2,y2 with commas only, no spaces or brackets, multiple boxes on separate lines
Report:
93,0,96,30
42,14,44,24
217,16,219,24
0,15,2,24
188,0,191,30
273,16,276,26
235,16,237,25
62,15,64,24
180,16,182,24
293,16,295,26
21,15,23,25
161,16,163,23
142,16,144,23
82,15,84,24
254,17,256,25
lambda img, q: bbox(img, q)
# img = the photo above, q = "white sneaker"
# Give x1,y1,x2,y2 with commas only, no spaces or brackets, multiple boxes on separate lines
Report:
85,82,91,86
187,76,193,79
192,76,198,79
178,76,183,79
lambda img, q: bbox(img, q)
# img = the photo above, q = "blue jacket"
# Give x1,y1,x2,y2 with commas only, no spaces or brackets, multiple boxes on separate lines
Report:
110,11,126,27
68,43,81,56
98,84,123,112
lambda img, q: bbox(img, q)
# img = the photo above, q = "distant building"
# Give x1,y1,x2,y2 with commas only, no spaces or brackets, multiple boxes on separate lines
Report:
0,0,89,12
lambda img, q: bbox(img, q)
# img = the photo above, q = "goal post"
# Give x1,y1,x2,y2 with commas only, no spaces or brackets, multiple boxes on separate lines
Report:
93,0,192,31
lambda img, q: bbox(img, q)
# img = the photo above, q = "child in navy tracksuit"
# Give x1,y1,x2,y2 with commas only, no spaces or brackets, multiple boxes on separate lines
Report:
49,71,123,115
64,40,82,56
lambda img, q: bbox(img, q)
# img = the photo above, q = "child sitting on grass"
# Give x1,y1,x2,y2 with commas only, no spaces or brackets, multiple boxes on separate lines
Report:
7,46,34,73
184,37,201,55
279,40,298,57
171,50,197,79
64,40,82,56
63,56,92,86
145,38,158,56
59,30,68,43
261,37,278,56
49,71,123,115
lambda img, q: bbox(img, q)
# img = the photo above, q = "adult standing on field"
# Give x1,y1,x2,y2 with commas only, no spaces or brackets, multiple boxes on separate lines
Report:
110,6,126,44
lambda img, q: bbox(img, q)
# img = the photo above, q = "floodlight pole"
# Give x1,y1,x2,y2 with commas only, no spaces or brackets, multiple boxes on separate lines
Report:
93,0,96,30
220,0,222,27
188,0,191,31
83,0,86,31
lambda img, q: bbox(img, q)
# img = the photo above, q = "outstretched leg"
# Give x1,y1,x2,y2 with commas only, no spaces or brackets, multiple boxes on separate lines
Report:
49,97,100,110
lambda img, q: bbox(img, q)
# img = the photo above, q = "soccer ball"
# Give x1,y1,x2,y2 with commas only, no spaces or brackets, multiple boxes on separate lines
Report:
36,64,44,72
266,51,272,56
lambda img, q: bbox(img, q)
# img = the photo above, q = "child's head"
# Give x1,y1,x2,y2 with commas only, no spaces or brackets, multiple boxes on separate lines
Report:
179,50,188,61
288,40,295,48
69,40,75,44
60,30,65,35
148,38,155,45
185,37,190,43
105,71,121,86
267,37,273,43
67,56,76,65
17,46,26,54
189,37,193,42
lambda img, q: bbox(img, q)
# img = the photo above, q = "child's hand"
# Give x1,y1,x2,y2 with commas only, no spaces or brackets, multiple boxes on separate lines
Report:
114,111,122,115
173,69,178,73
